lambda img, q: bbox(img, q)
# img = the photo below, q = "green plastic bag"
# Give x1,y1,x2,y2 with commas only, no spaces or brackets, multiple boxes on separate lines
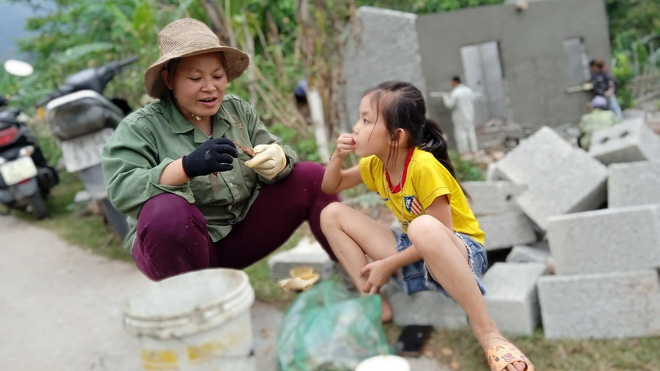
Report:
277,280,393,371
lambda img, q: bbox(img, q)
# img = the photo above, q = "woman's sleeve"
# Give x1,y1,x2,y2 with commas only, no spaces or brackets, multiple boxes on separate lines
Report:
101,117,194,218
240,99,298,184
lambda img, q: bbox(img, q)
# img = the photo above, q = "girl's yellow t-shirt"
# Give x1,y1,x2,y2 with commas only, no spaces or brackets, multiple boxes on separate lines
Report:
359,147,485,246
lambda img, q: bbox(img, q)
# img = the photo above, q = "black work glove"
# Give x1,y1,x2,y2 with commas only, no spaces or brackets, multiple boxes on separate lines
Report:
182,138,238,178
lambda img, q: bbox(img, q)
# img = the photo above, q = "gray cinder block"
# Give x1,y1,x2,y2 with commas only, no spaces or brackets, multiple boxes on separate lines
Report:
483,263,547,335
589,118,660,165
268,238,333,281
537,270,660,339
479,212,537,251
608,161,660,208
343,7,425,127
546,204,660,275
382,284,468,330
506,243,551,264
463,181,527,215
495,127,607,230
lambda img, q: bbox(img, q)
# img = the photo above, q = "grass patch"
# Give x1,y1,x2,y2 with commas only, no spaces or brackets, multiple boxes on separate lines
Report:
382,323,660,370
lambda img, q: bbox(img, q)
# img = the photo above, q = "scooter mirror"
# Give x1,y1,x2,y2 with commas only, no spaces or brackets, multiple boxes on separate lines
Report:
4,59,34,77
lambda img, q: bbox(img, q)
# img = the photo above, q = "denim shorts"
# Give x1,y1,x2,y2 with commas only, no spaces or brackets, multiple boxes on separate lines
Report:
391,231,488,297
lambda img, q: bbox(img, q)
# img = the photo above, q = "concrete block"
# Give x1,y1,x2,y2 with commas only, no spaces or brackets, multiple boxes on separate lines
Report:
463,181,527,215
485,163,507,181
537,270,660,339
608,161,660,208
343,7,425,127
382,284,468,330
483,263,547,335
495,127,607,229
479,212,537,251
589,118,660,165
546,204,660,275
268,238,333,281
506,243,551,264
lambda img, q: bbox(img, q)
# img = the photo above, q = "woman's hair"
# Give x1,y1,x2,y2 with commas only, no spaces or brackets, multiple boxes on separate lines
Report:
364,81,459,180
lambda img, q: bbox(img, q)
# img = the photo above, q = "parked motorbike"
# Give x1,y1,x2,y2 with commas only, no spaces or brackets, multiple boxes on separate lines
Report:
0,94,59,219
39,57,137,238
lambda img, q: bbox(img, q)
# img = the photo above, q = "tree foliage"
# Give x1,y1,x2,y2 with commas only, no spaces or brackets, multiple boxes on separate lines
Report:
8,0,660,159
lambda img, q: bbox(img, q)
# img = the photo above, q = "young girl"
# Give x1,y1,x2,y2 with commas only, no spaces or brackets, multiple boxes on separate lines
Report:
320,81,533,371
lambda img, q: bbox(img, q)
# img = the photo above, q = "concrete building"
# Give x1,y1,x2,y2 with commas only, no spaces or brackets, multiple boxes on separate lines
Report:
343,0,611,149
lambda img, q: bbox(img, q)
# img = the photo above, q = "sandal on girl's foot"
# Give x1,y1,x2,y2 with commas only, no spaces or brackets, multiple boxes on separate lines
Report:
486,341,534,371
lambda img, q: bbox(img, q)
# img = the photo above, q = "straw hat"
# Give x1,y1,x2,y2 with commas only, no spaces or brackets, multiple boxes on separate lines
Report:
144,18,250,99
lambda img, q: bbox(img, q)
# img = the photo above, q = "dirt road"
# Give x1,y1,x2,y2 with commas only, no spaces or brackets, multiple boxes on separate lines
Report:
0,215,281,371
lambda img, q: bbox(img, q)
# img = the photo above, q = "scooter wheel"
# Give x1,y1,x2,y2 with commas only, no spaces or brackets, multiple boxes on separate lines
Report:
27,193,50,219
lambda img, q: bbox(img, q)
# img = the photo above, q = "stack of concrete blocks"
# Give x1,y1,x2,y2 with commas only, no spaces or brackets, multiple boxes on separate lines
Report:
474,127,609,336
538,125,660,339
462,181,536,251
488,126,608,230
588,118,660,165
539,205,660,339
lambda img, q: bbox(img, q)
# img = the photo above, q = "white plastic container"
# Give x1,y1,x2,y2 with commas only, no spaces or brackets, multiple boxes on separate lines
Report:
123,268,255,371
355,355,411,371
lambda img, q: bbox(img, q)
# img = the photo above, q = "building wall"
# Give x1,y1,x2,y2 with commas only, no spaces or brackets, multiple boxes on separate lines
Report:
342,0,611,148
342,7,426,132
418,0,611,135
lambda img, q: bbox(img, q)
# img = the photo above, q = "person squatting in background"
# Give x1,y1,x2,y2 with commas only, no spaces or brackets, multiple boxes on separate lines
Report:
589,59,623,118
320,81,534,371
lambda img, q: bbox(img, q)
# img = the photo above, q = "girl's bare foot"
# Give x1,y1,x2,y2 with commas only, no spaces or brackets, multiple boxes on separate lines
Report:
380,293,393,323
478,332,533,371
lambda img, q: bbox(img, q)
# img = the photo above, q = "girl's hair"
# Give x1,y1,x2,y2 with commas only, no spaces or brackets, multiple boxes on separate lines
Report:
364,81,459,180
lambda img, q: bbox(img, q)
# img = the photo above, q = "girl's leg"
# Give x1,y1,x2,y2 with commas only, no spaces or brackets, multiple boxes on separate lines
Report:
132,193,213,281
408,215,532,371
320,202,398,320
212,162,340,268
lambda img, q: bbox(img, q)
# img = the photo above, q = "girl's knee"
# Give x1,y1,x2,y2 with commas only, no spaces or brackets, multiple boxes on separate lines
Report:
408,215,446,236
320,202,346,228
408,216,452,253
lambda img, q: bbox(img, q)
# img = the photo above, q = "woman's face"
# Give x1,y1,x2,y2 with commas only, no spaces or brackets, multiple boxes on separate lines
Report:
162,52,227,122
352,93,391,158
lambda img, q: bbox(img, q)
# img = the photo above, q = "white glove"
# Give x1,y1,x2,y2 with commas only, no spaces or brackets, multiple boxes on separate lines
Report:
244,143,287,180
582,82,594,91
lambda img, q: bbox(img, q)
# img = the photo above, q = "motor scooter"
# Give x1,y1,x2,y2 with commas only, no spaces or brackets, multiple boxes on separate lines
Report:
0,94,59,219
39,57,137,238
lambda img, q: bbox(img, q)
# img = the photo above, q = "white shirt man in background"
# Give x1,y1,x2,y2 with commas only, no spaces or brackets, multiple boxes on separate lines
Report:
442,76,478,156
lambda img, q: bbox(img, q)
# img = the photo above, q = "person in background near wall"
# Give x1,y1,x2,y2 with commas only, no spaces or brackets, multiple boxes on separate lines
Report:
589,59,611,99
442,76,478,157
578,96,620,150
101,18,339,281
595,59,623,119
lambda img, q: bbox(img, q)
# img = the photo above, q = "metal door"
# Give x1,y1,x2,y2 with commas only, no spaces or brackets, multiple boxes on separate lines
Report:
460,41,508,126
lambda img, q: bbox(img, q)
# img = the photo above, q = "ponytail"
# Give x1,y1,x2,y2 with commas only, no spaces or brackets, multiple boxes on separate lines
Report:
419,119,457,178
420,119,471,200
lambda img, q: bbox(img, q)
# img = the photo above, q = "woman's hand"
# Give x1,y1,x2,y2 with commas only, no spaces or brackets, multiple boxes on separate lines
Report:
182,138,238,178
244,143,287,180
333,133,355,160
360,260,395,294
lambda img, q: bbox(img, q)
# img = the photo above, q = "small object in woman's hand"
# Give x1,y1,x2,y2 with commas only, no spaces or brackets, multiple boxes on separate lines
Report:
235,142,255,158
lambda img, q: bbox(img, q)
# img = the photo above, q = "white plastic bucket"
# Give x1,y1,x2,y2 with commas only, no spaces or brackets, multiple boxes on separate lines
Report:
123,268,255,371
355,355,411,371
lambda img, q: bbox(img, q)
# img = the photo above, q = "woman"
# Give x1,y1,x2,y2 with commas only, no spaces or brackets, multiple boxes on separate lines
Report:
101,18,338,280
